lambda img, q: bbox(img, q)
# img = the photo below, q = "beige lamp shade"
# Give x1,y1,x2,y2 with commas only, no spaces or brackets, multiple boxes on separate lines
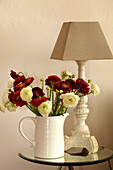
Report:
50,22,113,60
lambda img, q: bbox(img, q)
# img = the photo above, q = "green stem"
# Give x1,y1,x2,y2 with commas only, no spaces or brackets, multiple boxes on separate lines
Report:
18,72,25,76
26,103,40,116
47,89,49,98
30,84,33,88
54,103,60,115
79,91,92,97
4,101,10,107
46,86,50,98
52,90,54,106
50,89,52,100
40,78,44,92
50,82,54,111
65,107,68,113
54,92,60,115
42,81,44,91
58,103,65,115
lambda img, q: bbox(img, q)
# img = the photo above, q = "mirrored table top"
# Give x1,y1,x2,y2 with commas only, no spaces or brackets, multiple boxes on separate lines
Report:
18,147,113,166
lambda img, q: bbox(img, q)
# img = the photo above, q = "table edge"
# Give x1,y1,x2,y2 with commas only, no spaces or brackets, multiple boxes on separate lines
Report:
18,151,113,166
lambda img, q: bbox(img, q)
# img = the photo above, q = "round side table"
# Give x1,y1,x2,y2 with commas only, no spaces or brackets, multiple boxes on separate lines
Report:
18,147,113,170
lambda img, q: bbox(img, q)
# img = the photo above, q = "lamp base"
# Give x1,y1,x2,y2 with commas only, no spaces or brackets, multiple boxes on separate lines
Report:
64,96,99,154
64,60,99,154
64,132,99,154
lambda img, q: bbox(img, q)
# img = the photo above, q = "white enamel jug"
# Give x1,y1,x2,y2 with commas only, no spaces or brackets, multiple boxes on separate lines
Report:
19,113,69,158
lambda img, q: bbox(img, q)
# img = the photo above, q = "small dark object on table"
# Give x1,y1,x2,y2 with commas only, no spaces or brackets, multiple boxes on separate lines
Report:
65,147,89,156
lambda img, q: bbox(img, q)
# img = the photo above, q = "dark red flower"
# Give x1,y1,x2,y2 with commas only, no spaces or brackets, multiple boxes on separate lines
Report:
31,97,50,107
32,87,45,99
14,82,25,92
65,79,76,89
10,70,19,80
13,91,26,107
24,77,34,87
45,75,61,88
52,81,61,91
8,91,15,103
74,78,89,95
58,81,72,92
14,76,26,87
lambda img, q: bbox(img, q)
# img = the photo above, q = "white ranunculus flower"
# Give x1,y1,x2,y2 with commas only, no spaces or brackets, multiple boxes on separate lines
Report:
91,83,100,96
8,77,14,88
20,86,33,102
38,101,52,117
0,102,5,112
2,90,9,105
6,103,17,112
60,93,80,107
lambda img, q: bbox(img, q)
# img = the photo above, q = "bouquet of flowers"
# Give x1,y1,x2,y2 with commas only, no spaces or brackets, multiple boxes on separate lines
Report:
0,70,100,117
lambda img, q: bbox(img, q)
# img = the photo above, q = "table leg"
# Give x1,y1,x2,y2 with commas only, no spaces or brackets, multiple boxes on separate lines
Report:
57,166,74,170
68,165,74,170
108,160,112,170
57,166,63,170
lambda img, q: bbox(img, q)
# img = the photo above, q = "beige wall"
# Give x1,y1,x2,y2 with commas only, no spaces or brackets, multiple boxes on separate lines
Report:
0,0,113,170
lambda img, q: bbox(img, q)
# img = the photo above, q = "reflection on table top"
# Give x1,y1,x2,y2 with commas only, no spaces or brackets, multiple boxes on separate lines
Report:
18,147,113,166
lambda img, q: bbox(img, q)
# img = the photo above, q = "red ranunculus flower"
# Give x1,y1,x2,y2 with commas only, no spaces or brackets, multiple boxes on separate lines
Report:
12,72,34,92
31,97,50,107
58,81,72,92
13,91,26,107
11,70,34,89
32,87,45,99
52,81,61,91
14,82,25,92
14,76,26,86
65,79,76,89
10,70,19,80
45,75,61,88
24,77,34,87
74,78,89,95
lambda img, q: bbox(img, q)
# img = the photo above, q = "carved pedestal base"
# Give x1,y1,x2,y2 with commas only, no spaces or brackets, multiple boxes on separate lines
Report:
64,132,99,154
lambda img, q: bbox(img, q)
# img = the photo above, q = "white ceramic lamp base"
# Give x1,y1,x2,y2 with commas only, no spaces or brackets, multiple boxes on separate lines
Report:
64,60,99,154
64,96,99,154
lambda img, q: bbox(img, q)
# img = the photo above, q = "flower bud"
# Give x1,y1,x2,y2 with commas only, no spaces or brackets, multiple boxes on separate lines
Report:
59,90,63,93
46,86,50,90
88,79,92,83
56,89,59,93
72,74,75,78
40,78,45,82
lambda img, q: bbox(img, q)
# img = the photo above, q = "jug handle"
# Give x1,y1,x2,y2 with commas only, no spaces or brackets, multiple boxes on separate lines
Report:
19,116,36,147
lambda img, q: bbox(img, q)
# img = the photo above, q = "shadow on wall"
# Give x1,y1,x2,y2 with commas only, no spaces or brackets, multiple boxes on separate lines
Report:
64,108,75,136
88,91,113,149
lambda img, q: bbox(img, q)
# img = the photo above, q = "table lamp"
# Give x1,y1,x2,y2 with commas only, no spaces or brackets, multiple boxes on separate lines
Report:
50,22,113,153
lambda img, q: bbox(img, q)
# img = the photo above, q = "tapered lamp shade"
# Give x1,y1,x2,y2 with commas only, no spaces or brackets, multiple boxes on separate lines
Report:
50,22,113,60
